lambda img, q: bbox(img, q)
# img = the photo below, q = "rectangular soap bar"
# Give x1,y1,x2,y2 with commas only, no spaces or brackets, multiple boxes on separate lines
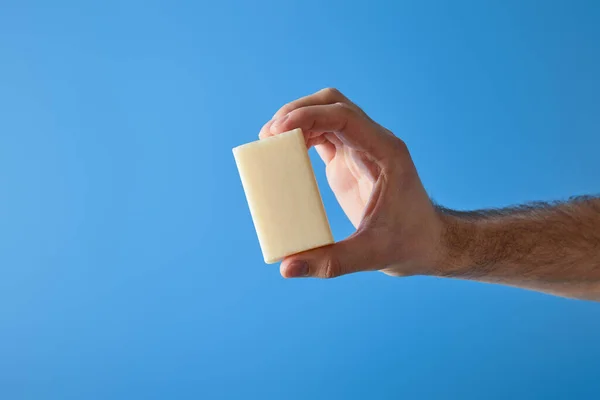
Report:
233,128,334,263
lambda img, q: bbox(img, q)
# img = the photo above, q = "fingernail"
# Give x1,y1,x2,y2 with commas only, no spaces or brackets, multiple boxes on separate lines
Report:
286,261,309,278
269,114,289,132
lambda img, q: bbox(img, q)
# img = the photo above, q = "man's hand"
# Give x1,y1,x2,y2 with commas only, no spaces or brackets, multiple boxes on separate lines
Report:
260,88,600,301
259,88,444,279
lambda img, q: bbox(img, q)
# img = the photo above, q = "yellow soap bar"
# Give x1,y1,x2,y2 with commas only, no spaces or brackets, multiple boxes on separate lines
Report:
233,128,334,263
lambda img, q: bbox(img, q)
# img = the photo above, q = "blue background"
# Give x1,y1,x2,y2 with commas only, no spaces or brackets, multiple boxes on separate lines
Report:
1,0,599,398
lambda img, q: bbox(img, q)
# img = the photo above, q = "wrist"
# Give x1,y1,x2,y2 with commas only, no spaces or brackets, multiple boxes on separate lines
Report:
385,206,472,278
430,208,478,278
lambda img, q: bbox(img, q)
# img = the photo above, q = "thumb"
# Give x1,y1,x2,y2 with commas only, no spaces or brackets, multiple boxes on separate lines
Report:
280,232,382,279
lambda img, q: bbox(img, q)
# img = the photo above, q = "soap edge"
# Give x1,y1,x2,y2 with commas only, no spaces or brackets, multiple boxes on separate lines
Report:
232,147,272,262
232,128,303,153
295,130,335,244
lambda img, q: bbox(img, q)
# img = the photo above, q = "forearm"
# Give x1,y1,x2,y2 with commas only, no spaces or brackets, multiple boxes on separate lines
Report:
433,197,600,300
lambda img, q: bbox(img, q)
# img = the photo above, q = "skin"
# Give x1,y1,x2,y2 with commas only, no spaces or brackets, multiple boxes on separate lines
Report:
258,88,600,301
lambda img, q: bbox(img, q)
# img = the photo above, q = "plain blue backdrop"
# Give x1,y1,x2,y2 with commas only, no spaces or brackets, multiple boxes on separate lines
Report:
1,0,599,398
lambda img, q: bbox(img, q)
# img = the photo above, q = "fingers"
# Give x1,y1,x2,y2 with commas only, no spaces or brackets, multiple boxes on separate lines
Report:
272,87,350,120
259,118,336,162
280,233,384,279
270,103,394,159
259,88,358,140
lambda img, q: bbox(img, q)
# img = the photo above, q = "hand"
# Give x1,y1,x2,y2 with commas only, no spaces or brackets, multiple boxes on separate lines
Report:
259,88,445,279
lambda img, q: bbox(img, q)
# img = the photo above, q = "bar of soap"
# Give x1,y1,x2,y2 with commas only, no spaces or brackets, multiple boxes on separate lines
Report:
233,128,334,263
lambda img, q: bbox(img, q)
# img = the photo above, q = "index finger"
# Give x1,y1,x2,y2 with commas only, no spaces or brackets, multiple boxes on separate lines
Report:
272,88,350,120
270,103,395,160
260,88,355,139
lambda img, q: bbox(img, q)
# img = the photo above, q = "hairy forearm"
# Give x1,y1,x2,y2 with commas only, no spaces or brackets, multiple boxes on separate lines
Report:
434,197,600,300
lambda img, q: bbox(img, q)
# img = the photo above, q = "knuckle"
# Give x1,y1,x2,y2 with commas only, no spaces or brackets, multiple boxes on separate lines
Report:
333,101,354,115
276,103,293,117
394,137,409,155
291,106,309,119
324,257,342,279
321,87,343,101
379,126,408,154
333,102,359,130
